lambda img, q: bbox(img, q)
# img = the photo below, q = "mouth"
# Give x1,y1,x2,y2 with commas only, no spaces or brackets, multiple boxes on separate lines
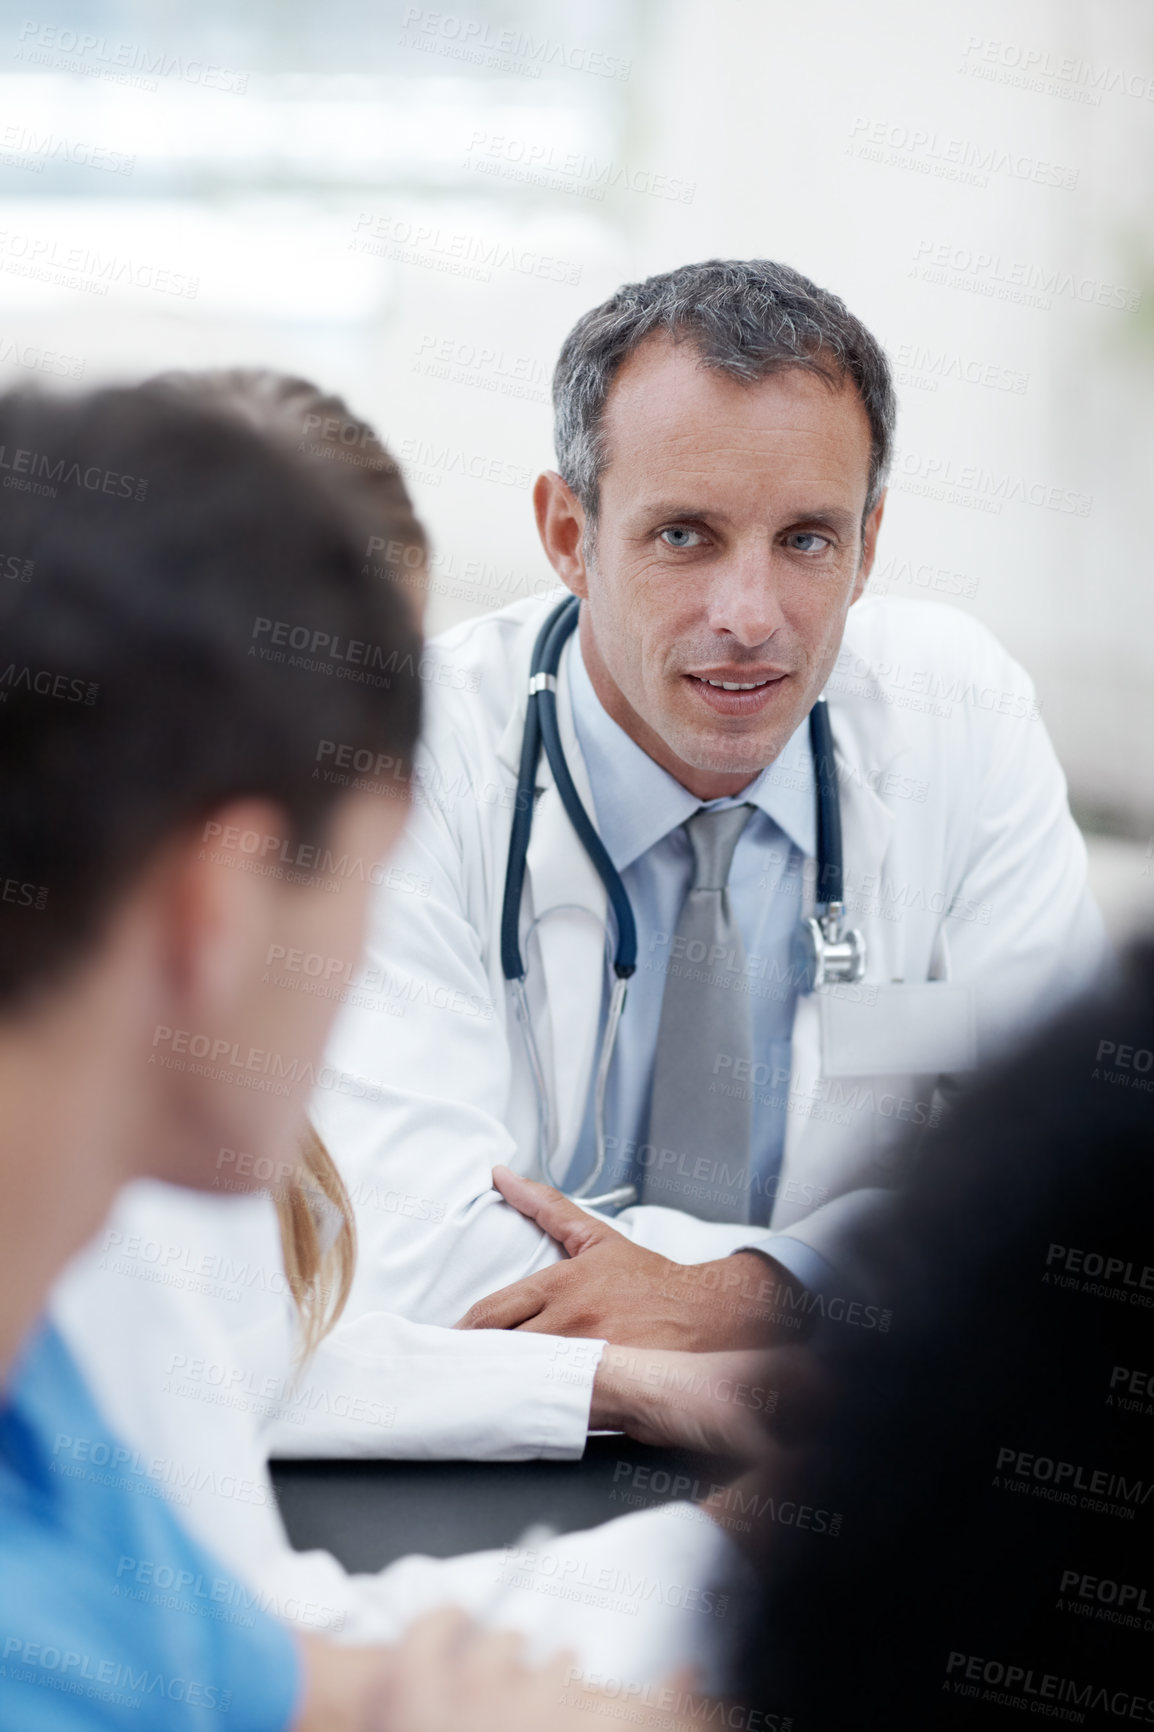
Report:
683,670,789,715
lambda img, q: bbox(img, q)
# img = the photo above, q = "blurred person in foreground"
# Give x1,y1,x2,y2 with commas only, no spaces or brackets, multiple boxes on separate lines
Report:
712,938,1154,1730
0,381,709,1731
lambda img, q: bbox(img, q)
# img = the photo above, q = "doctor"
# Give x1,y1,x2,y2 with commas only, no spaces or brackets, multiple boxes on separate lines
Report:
316,256,1106,1381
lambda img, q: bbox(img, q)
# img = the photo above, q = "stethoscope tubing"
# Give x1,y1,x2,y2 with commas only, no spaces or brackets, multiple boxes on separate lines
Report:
501,594,636,985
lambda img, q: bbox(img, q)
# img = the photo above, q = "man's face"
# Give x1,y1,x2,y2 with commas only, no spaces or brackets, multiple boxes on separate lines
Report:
548,334,884,799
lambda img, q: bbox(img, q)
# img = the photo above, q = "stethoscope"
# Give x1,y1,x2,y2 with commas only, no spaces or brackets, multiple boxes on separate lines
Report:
499,594,865,1211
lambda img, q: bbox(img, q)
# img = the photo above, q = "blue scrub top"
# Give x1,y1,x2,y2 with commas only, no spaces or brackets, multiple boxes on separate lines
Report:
0,1320,302,1730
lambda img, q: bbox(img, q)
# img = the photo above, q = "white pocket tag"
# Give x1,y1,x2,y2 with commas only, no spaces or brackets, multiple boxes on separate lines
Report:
818,982,978,1078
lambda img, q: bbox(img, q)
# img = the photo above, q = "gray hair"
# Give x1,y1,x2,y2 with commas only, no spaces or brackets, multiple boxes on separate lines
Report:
553,258,896,529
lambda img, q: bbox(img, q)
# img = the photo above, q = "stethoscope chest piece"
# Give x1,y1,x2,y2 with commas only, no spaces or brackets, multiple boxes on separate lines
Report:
794,902,868,993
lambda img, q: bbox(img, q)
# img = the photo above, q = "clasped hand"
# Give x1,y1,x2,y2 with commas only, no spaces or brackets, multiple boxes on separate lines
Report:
455,1165,797,1351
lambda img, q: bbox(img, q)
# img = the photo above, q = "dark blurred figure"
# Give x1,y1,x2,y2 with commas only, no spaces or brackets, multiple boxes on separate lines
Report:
741,939,1154,1730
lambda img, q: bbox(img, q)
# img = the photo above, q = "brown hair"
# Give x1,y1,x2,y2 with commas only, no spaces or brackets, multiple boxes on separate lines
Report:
154,366,430,619
152,367,426,1356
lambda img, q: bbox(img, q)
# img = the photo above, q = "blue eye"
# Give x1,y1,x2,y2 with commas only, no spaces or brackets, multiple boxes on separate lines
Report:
788,532,831,553
659,526,704,549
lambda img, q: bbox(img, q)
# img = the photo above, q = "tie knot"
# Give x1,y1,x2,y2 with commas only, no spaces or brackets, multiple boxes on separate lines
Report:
684,803,755,891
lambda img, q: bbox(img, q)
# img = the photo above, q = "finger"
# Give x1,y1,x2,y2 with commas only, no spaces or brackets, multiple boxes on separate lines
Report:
463,1626,526,1669
511,1290,607,1337
454,1272,553,1330
366,1608,475,1730
491,1165,614,1257
537,1647,581,1696
453,1627,531,1726
510,1307,566,1334
399,1605,475,1659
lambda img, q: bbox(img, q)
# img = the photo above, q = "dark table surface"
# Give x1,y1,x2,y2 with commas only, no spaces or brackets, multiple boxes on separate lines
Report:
272,1437,737,1573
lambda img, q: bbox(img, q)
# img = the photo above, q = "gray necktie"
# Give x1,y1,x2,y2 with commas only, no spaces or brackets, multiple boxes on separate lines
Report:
643,804,756,1222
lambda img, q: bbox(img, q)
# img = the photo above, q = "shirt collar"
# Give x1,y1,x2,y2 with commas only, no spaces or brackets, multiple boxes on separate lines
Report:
567,627,816,873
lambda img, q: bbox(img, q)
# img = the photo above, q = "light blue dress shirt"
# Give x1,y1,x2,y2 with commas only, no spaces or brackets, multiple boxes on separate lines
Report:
565,633,838,1296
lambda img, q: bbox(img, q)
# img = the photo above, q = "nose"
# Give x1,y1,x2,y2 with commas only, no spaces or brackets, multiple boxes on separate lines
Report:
703,534,786,648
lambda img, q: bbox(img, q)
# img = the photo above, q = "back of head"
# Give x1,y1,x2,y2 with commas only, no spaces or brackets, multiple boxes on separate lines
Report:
0,383,421,1012
742,941,1154,1730
151,367,430,613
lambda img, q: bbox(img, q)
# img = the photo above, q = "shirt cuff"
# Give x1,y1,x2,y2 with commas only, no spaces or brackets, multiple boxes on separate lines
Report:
266,1322,607,1463
734,1233,842,1300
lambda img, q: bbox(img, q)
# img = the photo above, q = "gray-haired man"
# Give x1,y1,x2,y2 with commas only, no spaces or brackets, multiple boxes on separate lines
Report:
312,259,1104,1453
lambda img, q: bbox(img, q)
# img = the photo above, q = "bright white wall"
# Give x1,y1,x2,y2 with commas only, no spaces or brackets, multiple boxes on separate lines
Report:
0,0,1150,838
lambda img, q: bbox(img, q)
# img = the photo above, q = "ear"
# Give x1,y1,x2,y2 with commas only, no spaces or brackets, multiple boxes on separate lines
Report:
164,798,287,1017
851,490,886,603
533,470,592,599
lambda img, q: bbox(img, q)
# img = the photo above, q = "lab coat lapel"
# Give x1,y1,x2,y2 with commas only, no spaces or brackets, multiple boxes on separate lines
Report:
829,701,902,928
520,632,608,1180
781,681,905,1176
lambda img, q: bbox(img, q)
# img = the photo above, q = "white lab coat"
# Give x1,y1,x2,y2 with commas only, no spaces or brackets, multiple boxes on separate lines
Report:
51,1181,751,1692
312,590,1107,1358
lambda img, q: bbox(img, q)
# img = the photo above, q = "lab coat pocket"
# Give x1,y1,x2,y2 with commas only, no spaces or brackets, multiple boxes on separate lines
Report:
818,981,978,1078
